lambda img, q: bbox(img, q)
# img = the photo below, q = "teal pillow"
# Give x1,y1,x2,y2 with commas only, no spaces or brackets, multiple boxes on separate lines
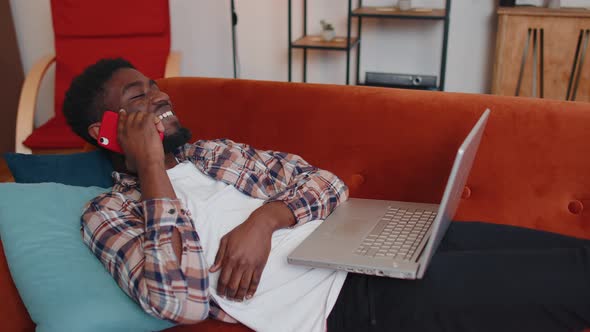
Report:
4,150,114,187
0,183,174,332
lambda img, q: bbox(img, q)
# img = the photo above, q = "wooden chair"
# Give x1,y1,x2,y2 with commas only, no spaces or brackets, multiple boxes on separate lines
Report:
15,0,180,154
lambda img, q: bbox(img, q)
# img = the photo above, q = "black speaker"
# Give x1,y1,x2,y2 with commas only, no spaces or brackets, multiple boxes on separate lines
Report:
499,0,516,6
365,72,437,89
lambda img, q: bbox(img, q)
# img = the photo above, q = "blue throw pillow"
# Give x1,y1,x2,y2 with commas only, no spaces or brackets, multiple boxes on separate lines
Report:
4,150,114,188
0,183,174,332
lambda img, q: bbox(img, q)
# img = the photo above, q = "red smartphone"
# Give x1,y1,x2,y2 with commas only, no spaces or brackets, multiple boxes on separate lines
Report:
97,110,164,154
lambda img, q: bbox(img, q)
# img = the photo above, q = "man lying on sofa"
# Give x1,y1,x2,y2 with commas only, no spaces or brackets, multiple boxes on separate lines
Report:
64,58,590,332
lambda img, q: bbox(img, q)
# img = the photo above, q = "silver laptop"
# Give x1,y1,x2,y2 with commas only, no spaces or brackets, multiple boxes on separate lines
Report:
288,109,490,280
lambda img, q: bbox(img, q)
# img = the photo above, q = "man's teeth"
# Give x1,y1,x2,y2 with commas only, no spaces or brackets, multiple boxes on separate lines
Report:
158,111,173,120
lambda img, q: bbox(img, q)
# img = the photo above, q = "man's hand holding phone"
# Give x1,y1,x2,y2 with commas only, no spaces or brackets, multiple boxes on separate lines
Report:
115,109,166,173
105,111,182,263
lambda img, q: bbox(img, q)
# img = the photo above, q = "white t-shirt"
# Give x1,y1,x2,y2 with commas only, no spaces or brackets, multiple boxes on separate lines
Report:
167,161,347,332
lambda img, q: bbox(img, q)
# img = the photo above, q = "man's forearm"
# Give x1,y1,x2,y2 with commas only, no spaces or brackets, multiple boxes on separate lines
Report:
137,162,176,200
273,169,349,225
137,162,183,263
249,201,296,233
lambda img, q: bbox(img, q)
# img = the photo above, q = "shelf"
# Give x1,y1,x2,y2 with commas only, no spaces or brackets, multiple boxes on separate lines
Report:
288,0,450,86
291,35,360,50
352,7,447,20
357,82,440,91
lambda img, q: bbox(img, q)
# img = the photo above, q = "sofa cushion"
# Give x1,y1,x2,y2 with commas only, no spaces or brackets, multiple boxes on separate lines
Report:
4,150,113,187
21,116,86,149
0,183,174,332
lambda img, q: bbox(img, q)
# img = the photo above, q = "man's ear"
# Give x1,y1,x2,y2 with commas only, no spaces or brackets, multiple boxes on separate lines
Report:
87,122,101,141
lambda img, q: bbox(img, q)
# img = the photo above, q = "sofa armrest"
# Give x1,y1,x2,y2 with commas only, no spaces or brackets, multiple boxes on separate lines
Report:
0,157,14,183
0,241,34,331
164,51,181,78
15,54,56,154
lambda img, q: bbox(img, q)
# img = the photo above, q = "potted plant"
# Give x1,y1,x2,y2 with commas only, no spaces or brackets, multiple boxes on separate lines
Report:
320,20,335,42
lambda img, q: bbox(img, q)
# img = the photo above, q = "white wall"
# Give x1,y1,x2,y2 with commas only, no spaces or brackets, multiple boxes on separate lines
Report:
10,0,499,127
10,0,55,127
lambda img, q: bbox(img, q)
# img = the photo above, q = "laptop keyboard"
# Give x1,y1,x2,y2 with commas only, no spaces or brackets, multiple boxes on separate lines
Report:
354,207,436,261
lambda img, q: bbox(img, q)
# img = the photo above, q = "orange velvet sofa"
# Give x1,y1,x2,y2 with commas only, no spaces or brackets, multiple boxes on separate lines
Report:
2,77,590,332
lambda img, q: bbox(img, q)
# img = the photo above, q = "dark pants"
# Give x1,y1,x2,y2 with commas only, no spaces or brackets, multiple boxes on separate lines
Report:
327,222,590,332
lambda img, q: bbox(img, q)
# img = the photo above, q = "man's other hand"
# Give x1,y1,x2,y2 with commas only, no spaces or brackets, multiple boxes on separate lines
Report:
210,201,296,301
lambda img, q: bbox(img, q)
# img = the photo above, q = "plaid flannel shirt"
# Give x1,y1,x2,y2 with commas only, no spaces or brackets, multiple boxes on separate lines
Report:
81,139,349,325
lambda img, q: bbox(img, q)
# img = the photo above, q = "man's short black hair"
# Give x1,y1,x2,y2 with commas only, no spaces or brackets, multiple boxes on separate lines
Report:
63,58,135,144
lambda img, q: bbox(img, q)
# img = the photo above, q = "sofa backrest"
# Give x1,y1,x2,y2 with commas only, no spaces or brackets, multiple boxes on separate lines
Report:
158,77,590,238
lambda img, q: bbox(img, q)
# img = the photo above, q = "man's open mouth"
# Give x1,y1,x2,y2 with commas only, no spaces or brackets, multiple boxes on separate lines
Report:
158,110,174,120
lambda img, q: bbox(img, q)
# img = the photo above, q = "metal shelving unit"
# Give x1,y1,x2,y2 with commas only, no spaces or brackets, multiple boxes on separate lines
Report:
288,0,451,90
350,0,451,90
288,0,358,84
